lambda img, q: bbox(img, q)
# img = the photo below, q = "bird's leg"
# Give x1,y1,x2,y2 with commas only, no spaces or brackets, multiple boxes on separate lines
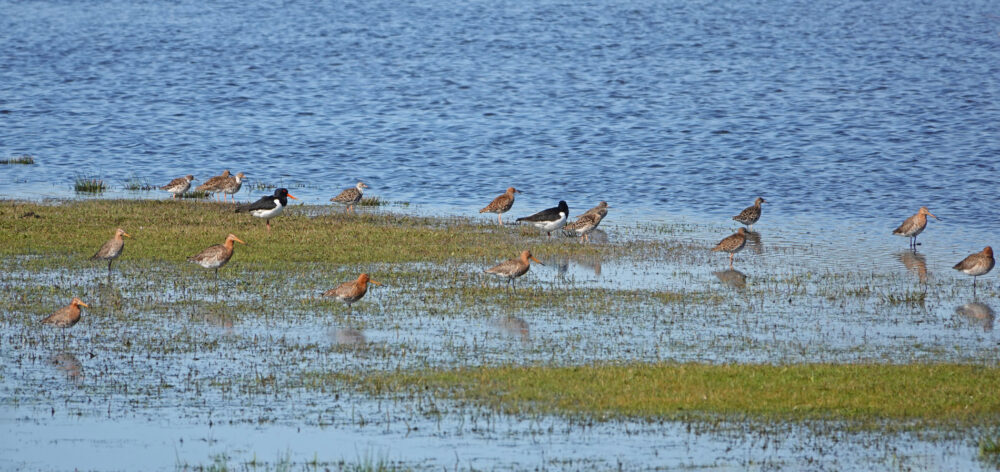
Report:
266,220,272,231
108,260,113,273
498,214,502,225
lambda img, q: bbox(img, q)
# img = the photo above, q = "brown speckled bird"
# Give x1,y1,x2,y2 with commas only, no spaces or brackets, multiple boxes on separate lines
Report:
323,273,381,310
40,297,89,328
219,172,245,203
953,246,994,291
563,201,610,242
893,206,939,250
161,175,194,199
732,197,766,231
479,187,521,225
712,228,749,268
187,233,245,278
330,182,368,212
485,250,543,291
195,170,231,201
91,228,131,273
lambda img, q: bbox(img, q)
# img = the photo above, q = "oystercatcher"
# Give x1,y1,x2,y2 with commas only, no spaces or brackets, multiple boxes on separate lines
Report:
516,200,569,237
237,188,297,231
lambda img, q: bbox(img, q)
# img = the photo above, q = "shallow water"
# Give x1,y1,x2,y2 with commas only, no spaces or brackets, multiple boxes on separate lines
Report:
1,0,999,232
3,0,1000,468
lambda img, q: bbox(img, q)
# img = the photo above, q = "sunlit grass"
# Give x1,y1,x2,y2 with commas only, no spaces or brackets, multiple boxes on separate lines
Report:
73,176,106,193
322,363,1000,425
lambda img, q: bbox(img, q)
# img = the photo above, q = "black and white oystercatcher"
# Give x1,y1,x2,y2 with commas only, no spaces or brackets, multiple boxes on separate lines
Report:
516,200,569,237
236,188,297,231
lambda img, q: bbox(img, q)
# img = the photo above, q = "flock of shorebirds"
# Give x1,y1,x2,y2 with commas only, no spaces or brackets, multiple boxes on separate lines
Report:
37,171,995,330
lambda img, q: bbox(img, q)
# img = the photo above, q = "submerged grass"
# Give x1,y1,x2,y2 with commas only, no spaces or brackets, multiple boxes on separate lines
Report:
325,363,1000,426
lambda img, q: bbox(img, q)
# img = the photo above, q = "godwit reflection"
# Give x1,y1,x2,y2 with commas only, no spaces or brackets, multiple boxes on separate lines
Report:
50,351,83,382
896,251,928,284
495,316,530,343
955,302,994,331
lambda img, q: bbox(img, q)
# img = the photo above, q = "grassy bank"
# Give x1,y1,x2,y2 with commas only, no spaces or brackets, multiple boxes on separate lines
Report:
0,199,606,266
322,363,1000,425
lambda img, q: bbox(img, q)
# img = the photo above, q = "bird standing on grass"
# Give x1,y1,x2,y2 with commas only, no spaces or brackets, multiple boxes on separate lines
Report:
563,201,609,242
479,187,521,225
91,228,131,274
516,201,569,237
236,188,297,231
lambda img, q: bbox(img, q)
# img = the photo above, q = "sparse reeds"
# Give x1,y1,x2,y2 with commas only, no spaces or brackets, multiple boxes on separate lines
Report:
73,176,106,193
1,155,34,165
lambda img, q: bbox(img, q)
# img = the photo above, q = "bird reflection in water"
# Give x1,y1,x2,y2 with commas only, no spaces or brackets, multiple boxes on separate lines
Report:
714,269,747,290
50,351,83,382
896,251,928,284
549,254,603,278
331,328,367,347
955,302,994,331
744,230,763,255
495,316,530,343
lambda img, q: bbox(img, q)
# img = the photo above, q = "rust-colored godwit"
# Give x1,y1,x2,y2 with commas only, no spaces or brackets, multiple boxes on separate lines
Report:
330,181,368,212
953,246,994,291
160,175,194,199
485,249,543,291
712,228,748,268
479,187,521,225
40,297,89,328
732,197,766,231
91,228,130,273
323,273,381,310
188,233,245,278
893,206,939,250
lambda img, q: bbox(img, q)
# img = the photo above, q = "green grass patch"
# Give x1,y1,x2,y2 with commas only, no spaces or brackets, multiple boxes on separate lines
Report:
123,175,154,191
1,155,34,165
321,363,1000,425
180,190,210,199
0,200,601,265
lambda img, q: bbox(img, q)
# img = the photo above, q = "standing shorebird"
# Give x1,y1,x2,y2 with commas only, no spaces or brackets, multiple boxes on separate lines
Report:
236,188,297,231
712,228,749,268
953,246,994,292
196,170,231,201
563,201,610,242
893,206,939,250
330,181,368,213
485,249,544,292
220,172,245,203
323,273,381,311
91,228,131,274
40,297,89,328
160,175,194,199
479,187,521,225
732,197,766,231
516,201,569,237
187,233,245,278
